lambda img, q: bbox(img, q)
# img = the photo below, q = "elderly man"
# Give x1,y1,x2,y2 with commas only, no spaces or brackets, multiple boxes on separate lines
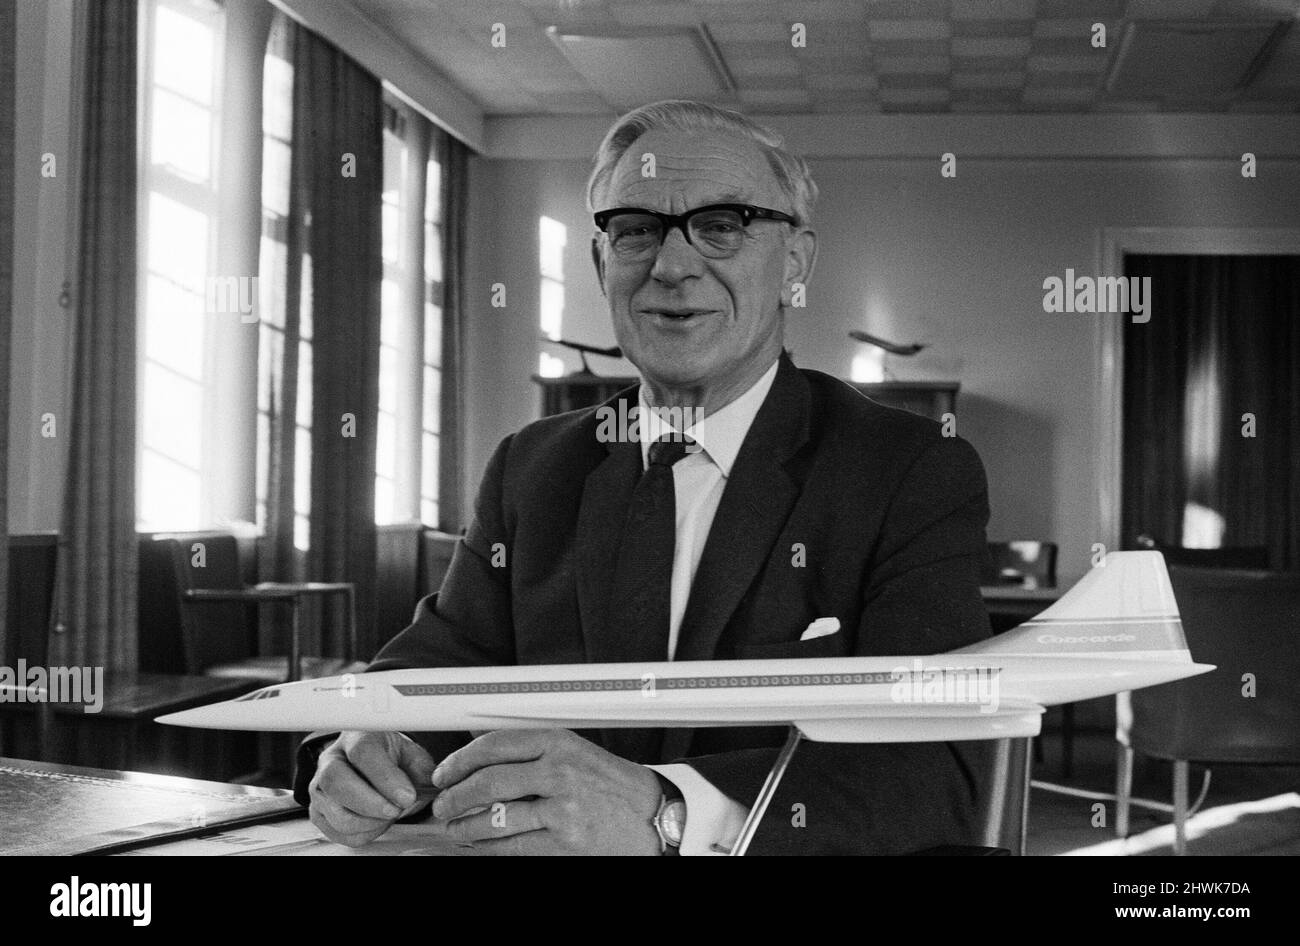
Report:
298,100,994,855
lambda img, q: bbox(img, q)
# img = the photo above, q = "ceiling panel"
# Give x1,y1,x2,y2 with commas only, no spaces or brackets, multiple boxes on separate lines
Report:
356,0,1300,115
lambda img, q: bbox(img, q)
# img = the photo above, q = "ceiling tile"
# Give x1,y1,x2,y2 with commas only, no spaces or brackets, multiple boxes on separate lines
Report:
1036,0,1127,16
952,37,1033,57
1029,54,1109,72
867,20,952,41
952,0,1035,19
805,72,879,90
953,18,1035,37
875,55,950,74
1124,0,1218,18
952,70,1023,89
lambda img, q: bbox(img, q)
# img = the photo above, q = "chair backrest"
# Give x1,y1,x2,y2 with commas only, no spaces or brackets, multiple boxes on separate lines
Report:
144,532,254,675
375,523,423,653
983,541,1057,589
5,534,59,668
420,530,460,601
976,737,1031,855
1127,566,1300,764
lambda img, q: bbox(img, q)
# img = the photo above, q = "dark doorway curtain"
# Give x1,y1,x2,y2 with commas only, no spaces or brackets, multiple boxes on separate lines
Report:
1122,254,1300,570
260,16,383,658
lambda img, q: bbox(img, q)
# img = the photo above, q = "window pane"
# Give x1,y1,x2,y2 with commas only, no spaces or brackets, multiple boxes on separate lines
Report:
421,498,439,529
154,5,216,105
379,344,398,414
296,341,312,430
261,137,291,218
294,426,311,520
150,88,212,182
258,324,283,414
381,279,401,344
376,410,396,479
255,410,269,524
145,275,205,380
141,449,203,531
142,362,203,469
425,224,442,286
540,277,564,341
539,216,566,280
423,364,441,436
299,254,314,340
422,430,439,508
424,303,441,368
375,476,395,525
262,53,293,141
258,235,287,329
148,192,209,293
425,158,441,223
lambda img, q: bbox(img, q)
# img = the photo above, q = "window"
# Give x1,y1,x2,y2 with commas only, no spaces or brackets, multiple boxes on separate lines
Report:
421,153,444,527
538,216,567,377
137,0,225,532
375,101,448,528
254,17,312,551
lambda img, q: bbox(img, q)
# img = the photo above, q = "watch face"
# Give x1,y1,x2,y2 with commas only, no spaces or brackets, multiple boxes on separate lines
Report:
662,799,687,845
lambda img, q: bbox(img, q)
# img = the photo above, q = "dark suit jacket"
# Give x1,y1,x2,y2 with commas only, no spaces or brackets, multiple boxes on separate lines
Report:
307,353,995,854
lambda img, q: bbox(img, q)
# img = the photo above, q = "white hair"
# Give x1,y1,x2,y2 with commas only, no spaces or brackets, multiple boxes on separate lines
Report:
586,99,819,227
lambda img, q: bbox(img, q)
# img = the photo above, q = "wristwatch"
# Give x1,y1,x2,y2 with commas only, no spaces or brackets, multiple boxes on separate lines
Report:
652,792,686,854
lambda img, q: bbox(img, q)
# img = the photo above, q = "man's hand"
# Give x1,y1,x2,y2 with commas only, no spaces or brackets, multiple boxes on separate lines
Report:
308,731,437,847
428,729,664,855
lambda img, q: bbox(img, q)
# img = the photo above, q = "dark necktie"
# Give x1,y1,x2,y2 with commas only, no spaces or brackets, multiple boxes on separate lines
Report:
607,435,691,666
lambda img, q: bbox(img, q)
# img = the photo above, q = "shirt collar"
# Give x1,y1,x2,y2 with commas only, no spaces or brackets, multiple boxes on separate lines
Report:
637,359,780,477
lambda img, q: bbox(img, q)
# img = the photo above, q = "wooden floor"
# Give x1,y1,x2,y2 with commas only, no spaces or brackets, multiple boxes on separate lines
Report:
1027,728,1300,856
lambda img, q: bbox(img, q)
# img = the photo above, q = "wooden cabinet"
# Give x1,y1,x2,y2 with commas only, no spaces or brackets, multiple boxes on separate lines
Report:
534,374,638,417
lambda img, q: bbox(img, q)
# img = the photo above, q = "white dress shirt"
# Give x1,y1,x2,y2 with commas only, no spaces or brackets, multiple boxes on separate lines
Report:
637,358,779,855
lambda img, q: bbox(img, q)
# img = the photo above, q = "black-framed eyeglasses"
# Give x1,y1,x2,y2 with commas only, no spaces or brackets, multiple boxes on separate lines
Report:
593,203,799,260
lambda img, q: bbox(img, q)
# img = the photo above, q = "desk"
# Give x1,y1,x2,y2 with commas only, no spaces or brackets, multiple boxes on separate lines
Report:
0,757,299,855
1,673,256,773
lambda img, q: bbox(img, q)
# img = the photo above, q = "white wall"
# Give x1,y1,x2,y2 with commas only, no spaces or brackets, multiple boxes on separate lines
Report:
461,116,1300,586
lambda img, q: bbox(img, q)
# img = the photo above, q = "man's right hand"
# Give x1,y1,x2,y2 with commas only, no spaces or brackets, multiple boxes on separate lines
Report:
308,731,437,847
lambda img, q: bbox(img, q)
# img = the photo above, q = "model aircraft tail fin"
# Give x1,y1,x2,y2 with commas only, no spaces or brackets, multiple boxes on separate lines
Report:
956,550,1192,661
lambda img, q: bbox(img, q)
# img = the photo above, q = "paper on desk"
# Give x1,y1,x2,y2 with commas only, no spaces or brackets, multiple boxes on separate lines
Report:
121,819,478,856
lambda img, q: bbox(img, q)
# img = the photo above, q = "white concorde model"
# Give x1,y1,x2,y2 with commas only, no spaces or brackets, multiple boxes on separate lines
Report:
159,551,1212,742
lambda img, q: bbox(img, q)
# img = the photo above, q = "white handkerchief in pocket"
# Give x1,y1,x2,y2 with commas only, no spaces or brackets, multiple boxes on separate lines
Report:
799,617,841,641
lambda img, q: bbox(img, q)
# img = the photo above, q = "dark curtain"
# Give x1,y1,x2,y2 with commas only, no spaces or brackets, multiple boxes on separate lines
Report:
50,0,139,670
261,17,383,658
1122,254,1300,571
436,131,469,533
0,0,13,663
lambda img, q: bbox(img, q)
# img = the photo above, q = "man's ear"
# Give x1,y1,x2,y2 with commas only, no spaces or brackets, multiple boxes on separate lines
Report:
782,228,817,307
591,236,606,297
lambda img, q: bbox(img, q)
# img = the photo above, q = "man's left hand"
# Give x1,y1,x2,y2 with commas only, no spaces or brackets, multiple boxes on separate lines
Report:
427,729,664,855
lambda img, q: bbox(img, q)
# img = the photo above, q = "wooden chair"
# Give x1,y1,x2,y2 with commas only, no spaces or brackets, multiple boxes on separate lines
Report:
143,532,363,684
1115,566,1300,854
